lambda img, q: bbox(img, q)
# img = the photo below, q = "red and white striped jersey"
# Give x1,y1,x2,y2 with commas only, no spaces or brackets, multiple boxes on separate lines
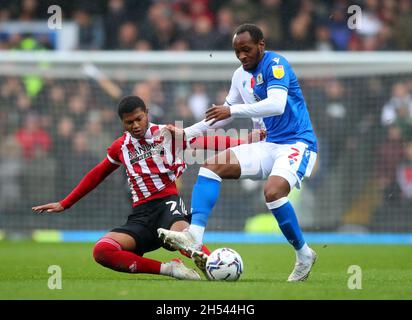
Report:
107,123,186,207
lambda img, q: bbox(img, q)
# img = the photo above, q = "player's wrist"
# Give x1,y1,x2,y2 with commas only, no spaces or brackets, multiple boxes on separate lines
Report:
59,200,70,210
229,104,242,117
226,106,232,116
183,127,196,140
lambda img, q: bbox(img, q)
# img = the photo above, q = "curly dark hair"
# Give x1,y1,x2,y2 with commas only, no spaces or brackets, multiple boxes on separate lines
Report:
117,95,147,119
234,23,264,43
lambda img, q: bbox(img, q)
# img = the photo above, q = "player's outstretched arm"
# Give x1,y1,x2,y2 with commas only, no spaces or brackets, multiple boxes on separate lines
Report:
32,202,65,214
189,130,264,150
207,89,288,124
162,124,265,150
182,115,234,141
189,135,245,151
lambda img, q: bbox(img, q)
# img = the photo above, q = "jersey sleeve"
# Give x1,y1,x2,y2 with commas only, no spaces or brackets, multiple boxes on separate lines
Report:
188,136,245,150
224,68,244,106
265,56,290,93
107,138,123,165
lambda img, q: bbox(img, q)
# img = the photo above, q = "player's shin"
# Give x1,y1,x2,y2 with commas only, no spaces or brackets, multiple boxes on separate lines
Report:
189,167,222,244
266,198,312,261
93,238,162,274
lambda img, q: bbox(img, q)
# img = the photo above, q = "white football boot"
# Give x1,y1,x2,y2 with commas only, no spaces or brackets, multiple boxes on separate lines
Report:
158,228,201,254
158,228,208,277
191,250,209,279
287,249,317,282
169,258,201,280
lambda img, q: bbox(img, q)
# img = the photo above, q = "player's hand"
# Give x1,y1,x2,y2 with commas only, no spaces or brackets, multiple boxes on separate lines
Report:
205,104,231,125
32,202,65,214
163,124,186,141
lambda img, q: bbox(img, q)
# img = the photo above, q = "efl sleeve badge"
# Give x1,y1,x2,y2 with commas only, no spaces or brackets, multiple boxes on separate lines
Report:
272,65,285,79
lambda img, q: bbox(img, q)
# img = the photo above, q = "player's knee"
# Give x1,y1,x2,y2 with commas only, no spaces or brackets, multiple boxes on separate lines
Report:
93,239,119,265
264,187,287,203
93,242,107,265
202,163,240,179
202,163,223,177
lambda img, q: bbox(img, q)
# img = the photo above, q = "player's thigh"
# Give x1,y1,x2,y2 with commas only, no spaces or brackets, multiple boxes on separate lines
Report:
101,231,136,252
229,142,275,180
269,142,317,190
110,210,161,256
203,149,241,179
157,195,190,227
156,195,191,250
170,220,190,231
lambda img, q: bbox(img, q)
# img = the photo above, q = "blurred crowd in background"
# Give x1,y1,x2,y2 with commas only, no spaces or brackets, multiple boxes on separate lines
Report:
1,0,412,232
0,0,412,51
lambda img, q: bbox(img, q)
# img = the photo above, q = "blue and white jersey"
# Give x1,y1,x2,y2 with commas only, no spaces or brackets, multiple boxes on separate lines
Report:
225,51,317,152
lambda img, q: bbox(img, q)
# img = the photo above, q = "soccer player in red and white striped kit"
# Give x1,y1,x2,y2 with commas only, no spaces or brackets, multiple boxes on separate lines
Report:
32,95,258,280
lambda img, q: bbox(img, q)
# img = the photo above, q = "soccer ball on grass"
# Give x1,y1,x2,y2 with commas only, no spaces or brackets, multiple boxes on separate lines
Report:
205,247,243,281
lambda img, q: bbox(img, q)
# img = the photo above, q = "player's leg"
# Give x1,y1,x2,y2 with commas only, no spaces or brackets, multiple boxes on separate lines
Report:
158,143,268,255
170,220,211,257
168,218,210,278
157,195,210,277
188,148,241,243
93,231,163,274
264,176,307,251
158,149,241,251
93,229,200,280
265,143,317,281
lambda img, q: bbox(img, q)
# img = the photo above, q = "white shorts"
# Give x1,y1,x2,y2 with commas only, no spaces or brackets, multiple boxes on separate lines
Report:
229,141,317,190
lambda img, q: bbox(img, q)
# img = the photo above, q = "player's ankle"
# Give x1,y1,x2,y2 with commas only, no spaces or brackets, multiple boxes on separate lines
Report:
159,262,173,276
296,243,312,262
188,224,204,246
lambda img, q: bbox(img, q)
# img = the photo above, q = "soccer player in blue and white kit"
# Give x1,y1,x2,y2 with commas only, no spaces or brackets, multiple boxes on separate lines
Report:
159,24,318,281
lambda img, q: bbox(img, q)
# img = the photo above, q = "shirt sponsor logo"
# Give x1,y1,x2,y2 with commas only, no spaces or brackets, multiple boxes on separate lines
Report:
129,143,163,164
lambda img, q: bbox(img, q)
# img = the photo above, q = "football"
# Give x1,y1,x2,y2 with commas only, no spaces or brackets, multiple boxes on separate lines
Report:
205,248,243,281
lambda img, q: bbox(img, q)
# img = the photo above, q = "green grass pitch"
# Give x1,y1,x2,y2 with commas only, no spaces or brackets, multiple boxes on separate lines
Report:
0,241,411,300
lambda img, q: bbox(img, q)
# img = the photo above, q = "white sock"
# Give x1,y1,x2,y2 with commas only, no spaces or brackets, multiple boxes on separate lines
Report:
160,262,172,276
296,243,312,262
188,224,205,245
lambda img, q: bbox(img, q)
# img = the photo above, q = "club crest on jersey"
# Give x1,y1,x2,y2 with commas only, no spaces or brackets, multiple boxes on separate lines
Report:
256,73,263,85
272,65,285,79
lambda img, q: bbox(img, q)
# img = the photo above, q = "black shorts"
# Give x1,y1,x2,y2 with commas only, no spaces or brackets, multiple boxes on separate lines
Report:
111,195,191,256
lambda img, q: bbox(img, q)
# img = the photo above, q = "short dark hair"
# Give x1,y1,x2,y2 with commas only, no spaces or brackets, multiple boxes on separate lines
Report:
234,23,264,43
117,95,147,119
